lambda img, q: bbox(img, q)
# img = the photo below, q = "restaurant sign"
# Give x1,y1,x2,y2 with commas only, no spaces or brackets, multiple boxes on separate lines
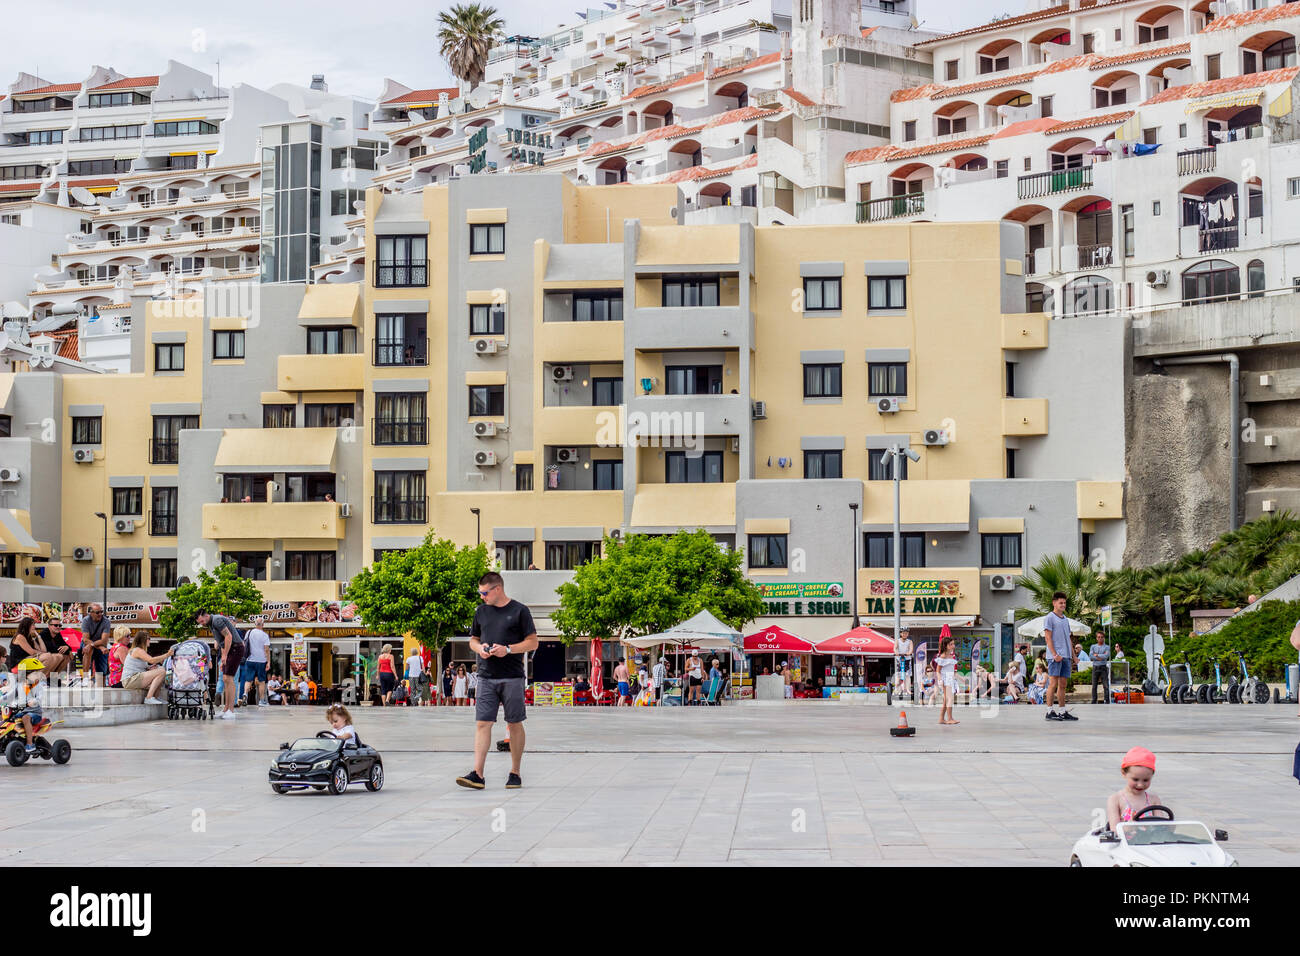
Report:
758,582,849,617
1,600,362,629
865,580,962,615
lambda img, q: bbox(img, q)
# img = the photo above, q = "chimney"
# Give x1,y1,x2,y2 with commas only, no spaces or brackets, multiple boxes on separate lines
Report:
310,74,328,91
703,51,714,77
780,32,792,88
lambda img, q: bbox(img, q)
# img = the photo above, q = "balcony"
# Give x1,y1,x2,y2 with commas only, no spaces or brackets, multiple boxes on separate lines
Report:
372,418,429,445
1016,166,1092,200
1177,146,1216,177
536,319,623,363
149,438,179,465
149,510,177,536
536,406,614,447
374,259,427,288
1199,225,1239,253
277,352,364,392
626,306,750,350
1075,242,1113,269
202,501,346,540
1002,398,1049,436
372,496,428,524
372,337,429,367
627,393,748,437
857,193,924,223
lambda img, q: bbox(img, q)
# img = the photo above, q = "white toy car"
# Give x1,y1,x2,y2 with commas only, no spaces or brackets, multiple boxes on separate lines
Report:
1068,806,1237,867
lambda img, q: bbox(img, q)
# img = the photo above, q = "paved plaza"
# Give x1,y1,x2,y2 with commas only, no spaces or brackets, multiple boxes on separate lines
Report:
5,702,1298,866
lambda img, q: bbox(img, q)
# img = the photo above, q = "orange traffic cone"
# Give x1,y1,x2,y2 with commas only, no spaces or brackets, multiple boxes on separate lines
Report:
890,708,916,737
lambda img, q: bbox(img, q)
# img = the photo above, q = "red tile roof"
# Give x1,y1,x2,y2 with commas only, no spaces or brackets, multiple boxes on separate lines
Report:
1142,66,1300,105
781,88,816,107
384,87,460,106
1046,110,1134,134
709,50,782,79
992,117,1060,139
42,328,81,362
891,83,945,104
861,26,878,38
1202,3,1300,33
17,82,80,96
845,133,993,167
0,181,40,194
626,50,784,99
703,105,780,129
915,1,1146,47
0,176,120,195
90,75,159,91
1039,54,1096,75
1091,42,1190,70
934,68,1043,100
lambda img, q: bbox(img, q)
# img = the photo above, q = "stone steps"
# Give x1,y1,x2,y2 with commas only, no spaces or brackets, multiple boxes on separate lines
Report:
20,684,168,728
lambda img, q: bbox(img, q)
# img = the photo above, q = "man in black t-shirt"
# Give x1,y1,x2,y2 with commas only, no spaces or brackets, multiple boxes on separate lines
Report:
456,571,538,790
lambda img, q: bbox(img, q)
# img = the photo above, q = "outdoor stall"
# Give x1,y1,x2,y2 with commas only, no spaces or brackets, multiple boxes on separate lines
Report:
624,610,742,705
812,625,896,698
743,624,815,699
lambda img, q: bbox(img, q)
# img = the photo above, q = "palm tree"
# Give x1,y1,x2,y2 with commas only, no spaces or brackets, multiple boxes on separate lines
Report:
1016,553,1115,623
436,3,506,90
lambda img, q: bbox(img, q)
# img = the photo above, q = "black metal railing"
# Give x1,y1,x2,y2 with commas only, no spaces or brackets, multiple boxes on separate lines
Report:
1177,146,1216,176
149,510,177,536
856,193,924,223
1076,243,1113,268
372,496,428,524
1199,225,1239,253
372,417,429,445
149,438,179,464
374,260,427,287
1017,165,1092,200
372,337,429,367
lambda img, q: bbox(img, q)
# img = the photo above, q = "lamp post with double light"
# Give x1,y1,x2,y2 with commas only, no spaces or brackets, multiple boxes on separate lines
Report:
880,445,920,696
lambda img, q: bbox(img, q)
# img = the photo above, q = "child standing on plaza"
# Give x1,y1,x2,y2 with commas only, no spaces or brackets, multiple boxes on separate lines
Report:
1106,746,1163,829
936,637,958,725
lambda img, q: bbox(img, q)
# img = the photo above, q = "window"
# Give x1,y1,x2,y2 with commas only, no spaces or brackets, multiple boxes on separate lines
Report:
1264,36,1297,72
592,377,623,406
981,533,1022,568
374,392,427,445
666,451,723,483
1051,151,1084,170
867,275,906,310
1082,33,1095,54
1137,24,1169,44
1248,186,1263,219
284,473,336,502
1040,95,1053,118
151,487,177,536
804,449,842,479
306,327,357,354
1005,360,1016,398
995,159,1009,179
1062,275,1113,316
68,159,134,177
78,124,142,141
469,385,505,417
665,365,723,395
1024,157,1032,172
945,60,958,80
0,415,9,438
661,274,720,307
868,449,908,481
28,128,63,145
304,403,354,427
375,235,427,287
373,471,427,523
112,487,142,516
1178,122,1188,139
469,223,505,255
497,542,532,571
71,416,102,445
515,463,534,491
1120,203,1134,258
0,164,45,181
154,343,184,372
803,276,841,311
1152,200,1161,216
1248,260,1265,299
748,534,788,569
151,415,198,464
213,330,245,359
1142,127,1159,146
1006,447,1017,478
803,364,843,398
868,363,907,397
979,55,1009,74
330,188,365,216
374,312,428,366
221,552,271,580
150,558,178,588
594,459,623,490
865,532,925,568
373,548,410,563
1181,259,1239,305
572,291,623,322
153,120,219,137
936,116,967,136
222,474,272,502
903,120,917,142
546,541,599,571
109,559,141,589
263,404,295,428
286,551,336,581
1205,53,1221,81
88,91,150,108
469,303,506,335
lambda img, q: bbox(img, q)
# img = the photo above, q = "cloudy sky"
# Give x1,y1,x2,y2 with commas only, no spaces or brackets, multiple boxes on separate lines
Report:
15,1,1019,100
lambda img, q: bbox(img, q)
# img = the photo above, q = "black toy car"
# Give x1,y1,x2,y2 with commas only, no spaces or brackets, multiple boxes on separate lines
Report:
268,731,383,795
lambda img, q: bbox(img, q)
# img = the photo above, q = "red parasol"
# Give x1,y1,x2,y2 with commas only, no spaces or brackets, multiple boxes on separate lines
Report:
939,623,952,639
743,624,815,653
814,625,896,656
589,637,603,701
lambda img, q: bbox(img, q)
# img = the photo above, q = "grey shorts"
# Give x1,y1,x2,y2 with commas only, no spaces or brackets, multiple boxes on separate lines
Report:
475,677,526,724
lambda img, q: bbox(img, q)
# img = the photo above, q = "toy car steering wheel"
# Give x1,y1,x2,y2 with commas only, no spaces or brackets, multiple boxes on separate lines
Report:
1132,805,1174,821
316,731,338,739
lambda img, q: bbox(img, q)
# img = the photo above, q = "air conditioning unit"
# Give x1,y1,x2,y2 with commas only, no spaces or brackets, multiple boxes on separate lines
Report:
474,449,498,466
751,400,767,420
876,397,901,414
0,467,18,482
554,447,579,463
988,573,1017,592
1145,269,1169,288
922,428,949,446
113,518,135,534
474,421,497,438
608,528,623,541
339,503,352,518
474,337,498,354
552,365,575,382
72,546,94,562
73,447,96,463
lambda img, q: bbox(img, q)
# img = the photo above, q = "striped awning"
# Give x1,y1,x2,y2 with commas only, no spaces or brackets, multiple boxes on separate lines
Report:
1185,90,1263,114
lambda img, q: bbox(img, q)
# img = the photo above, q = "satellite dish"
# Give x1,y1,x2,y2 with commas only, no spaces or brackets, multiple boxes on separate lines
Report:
447,97,464,114
467,86,492,109
69,187,98,206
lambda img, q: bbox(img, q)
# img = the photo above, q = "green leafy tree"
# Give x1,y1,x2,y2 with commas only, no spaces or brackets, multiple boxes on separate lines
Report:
158,563,265,641
552,530,765,644
1015,553,1115,623
437,3,506,90
344,532,488,651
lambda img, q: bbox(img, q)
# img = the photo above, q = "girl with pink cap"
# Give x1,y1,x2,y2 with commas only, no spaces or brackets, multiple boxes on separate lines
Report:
1106,746,1163,829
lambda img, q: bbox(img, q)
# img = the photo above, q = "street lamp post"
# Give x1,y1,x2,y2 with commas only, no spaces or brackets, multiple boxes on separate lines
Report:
93,512,108,608
849,502,860,629
470,507,481,546
881,445,920,696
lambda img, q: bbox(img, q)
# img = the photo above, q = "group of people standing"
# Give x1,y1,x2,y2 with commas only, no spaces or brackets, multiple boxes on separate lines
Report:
372,643,481,707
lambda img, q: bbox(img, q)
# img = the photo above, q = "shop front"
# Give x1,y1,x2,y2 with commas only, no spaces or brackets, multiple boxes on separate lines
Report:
857,569,995,673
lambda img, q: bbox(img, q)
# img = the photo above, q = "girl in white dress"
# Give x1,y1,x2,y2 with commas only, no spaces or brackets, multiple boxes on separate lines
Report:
453,664,468,706
936,637,959,726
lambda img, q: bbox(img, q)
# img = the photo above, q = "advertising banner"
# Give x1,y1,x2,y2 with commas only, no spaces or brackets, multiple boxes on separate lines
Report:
1,600,363,629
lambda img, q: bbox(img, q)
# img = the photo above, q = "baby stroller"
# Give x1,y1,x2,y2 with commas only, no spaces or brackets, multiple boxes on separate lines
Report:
166,639,215,720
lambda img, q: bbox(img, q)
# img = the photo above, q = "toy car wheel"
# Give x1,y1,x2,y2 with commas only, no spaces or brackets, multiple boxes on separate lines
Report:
365,762,384,792
327,765,348,795
271,784,287,795
1069,855,1082,868
51,740,71,765
1227,684,1241,704
5,739,28,767
1252,682,1270,705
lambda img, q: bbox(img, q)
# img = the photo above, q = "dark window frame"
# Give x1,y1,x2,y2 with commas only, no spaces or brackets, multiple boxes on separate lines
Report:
748,533,789,569
153,342,184,371
865,532,926,568
213,329,245,360
867,275,907,310
802,276,842,312
803,363,843,398
661,274,720,307
867,362,908,398
469,385,506,417
469,223,505,255
803,449,843,479
111,487,143,516
665,450,724,483
150,558,178,588
71,416,102,445
981,533,1023,569
469,303,506,335
109,558,141,589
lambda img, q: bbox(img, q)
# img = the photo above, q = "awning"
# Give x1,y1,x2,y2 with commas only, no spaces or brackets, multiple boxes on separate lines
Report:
814,625,896,656
626,609,742,649
0,509,48,556
214,427,338,473
297,283,361,325
743,624,815,653
863,615,978,631
1185,90,1263,114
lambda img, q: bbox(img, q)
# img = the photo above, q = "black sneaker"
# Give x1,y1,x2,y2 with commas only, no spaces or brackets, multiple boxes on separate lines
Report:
1059,710,1079,721
1045,711,1061,721
455,770,486,790
505,772,522,789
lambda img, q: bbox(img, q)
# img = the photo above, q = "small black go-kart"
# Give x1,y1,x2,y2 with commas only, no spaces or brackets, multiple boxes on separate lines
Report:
1,707,71,767
268,731,383,795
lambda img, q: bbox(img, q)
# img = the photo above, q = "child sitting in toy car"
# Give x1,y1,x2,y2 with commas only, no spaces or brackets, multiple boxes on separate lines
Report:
325,704,357,745
1107,746,1165,829
2,658,47,754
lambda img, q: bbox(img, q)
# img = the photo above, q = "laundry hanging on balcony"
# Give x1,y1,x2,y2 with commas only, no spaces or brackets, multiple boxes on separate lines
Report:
1132,143,1160,156
546,464,560,489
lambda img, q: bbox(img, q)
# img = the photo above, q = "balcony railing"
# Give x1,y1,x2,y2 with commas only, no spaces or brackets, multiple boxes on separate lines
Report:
149,510,177,536
372,417,429,445
1199,225,1239,253
1017,165,1092,200
1077,243,1113,268
374,260,428,288
1177,146,1216,176
856,193,924,223
149,438,179,464
372,337,429,367
372,496,428,524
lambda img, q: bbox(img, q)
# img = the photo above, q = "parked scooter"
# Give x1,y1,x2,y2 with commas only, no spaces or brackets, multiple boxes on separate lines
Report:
1142,649,1172,703
1226,650,1269,704
1273,662,1299,705
1171,652,1197,704
1197,657,1227,704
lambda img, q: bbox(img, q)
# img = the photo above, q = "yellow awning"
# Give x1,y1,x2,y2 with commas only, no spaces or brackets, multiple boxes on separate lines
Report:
0,510,49,556
1269,88,1292,118
629,483,735,529
1185,90,1263,114
297,283,361,324
214,427,338,473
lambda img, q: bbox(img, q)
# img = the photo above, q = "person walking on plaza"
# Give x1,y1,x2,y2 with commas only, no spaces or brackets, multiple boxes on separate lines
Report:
456,571,538,790
936,636,959,725
453,664,469,706
652,656,667,704
376,644,398,706
442,665,454,706
404,644,425,706
196,610,244,720
614,658,631,706
80,603,112,687
1089,631,1112,704
1043,592,1078,722
244,621,271,706
468,663,479,706
686,649,704,705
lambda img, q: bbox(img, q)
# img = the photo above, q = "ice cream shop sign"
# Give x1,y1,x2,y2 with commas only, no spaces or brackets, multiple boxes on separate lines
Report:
757,582,850,616
865,579,961,615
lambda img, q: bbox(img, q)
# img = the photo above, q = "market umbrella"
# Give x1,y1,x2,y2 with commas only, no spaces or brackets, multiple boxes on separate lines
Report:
589,637,603,702
1017,614,1090,638
939,623,952,639
743,624,815,654
814,625,896,656
624,609,742,649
